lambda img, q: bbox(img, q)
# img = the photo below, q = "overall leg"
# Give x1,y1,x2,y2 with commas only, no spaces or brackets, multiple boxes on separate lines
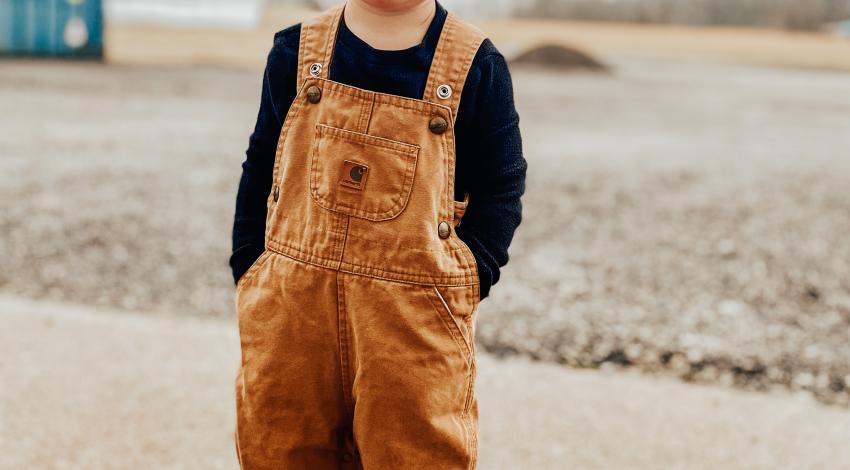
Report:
341,274,479,470
235,252,353,470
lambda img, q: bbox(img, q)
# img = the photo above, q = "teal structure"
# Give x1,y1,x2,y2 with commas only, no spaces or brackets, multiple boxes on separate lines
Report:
0,0,103,58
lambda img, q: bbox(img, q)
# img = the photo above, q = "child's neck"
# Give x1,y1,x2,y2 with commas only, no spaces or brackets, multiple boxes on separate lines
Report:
343,0,436,51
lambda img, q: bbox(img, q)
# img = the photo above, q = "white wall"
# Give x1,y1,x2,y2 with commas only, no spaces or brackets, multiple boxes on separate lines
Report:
105,0,530,29
105,0,266,29
310,0,529,20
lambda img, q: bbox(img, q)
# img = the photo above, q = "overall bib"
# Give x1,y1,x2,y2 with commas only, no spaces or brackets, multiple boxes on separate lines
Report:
234,5,485,469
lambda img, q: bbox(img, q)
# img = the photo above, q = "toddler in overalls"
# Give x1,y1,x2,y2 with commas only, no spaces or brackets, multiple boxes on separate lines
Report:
230,1,526,468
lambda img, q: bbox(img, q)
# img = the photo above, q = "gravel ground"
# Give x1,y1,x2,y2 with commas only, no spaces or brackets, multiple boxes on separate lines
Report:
3,295,849,470
1,57,849,404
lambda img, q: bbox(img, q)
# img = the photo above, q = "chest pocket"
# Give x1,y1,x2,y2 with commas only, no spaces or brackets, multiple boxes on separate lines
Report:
309,124,420,221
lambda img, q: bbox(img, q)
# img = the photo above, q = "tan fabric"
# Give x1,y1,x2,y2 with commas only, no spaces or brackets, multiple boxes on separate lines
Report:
235,4,486,469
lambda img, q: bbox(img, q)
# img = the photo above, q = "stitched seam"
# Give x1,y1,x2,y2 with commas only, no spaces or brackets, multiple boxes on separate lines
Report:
337,271,355,416
316,124,420,153
426,286,473,367
334,214,349,265
443,119,453,223
450,33,482,122
307,12,322,77
266,241,478,285
441,123,477,275
422,12,453,101
355,96,368,134
460,394,472,470
310,162,417,221
329,205,344,269
447,17,486,123
342,232,467,252
371,96,449,115
448,18,466,115
309,126,419,221
357,94,370,134
234,411,244,469
432,16,452,98
433,286,474,361
454,235,478,280
465,363,477,469
463,358,476,415
363,94,376,134
462,376,474,469
269,229,345,258
339,261,476,284
429,279,477,464
314,78,452,115
267,79,311,226
268,238,341,267
321,6,343,78
314,81,375,107
296,21,309,85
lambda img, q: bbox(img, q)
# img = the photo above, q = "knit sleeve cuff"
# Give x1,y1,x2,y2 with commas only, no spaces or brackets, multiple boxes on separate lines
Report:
230,244,266,285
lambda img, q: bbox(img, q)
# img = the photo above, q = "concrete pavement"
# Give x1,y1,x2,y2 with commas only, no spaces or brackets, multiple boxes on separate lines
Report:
2,296,848,469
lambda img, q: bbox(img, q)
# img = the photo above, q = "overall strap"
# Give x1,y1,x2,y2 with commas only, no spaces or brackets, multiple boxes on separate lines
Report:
422,13,487,123
296,4,345,85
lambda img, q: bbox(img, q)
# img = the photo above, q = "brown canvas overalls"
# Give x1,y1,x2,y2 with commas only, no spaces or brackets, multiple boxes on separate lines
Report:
234,5,485,469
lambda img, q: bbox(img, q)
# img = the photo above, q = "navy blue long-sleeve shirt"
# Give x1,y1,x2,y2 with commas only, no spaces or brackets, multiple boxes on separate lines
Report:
231,2,526,300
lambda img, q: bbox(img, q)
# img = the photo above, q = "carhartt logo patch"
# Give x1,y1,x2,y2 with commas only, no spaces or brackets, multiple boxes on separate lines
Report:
340,160,368,190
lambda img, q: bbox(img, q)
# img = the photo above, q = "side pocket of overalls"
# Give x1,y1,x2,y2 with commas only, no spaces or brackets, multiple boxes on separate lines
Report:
235,250,273,293
422,283,480,420
424,284,479,366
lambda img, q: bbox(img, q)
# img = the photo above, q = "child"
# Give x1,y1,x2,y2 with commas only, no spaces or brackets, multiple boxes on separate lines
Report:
229,1,526,468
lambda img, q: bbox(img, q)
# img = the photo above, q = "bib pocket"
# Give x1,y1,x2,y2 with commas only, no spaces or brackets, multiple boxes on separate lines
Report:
309,124,420,221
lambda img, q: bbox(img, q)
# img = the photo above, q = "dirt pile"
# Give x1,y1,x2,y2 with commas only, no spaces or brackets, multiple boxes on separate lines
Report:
510,44,608,71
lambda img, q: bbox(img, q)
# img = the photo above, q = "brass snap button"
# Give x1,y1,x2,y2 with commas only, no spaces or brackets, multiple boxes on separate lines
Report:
306,85,322,104
438,221,451,239
429,116,448,134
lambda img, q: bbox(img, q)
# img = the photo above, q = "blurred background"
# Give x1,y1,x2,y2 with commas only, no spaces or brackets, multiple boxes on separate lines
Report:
2,0,850,468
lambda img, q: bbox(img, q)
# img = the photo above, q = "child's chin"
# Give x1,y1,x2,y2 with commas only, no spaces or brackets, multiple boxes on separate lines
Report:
361,0,428,13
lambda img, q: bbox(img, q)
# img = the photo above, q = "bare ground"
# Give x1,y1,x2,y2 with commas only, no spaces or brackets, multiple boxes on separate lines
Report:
104,6,850,72
2,295,849,470
2,53,850,405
